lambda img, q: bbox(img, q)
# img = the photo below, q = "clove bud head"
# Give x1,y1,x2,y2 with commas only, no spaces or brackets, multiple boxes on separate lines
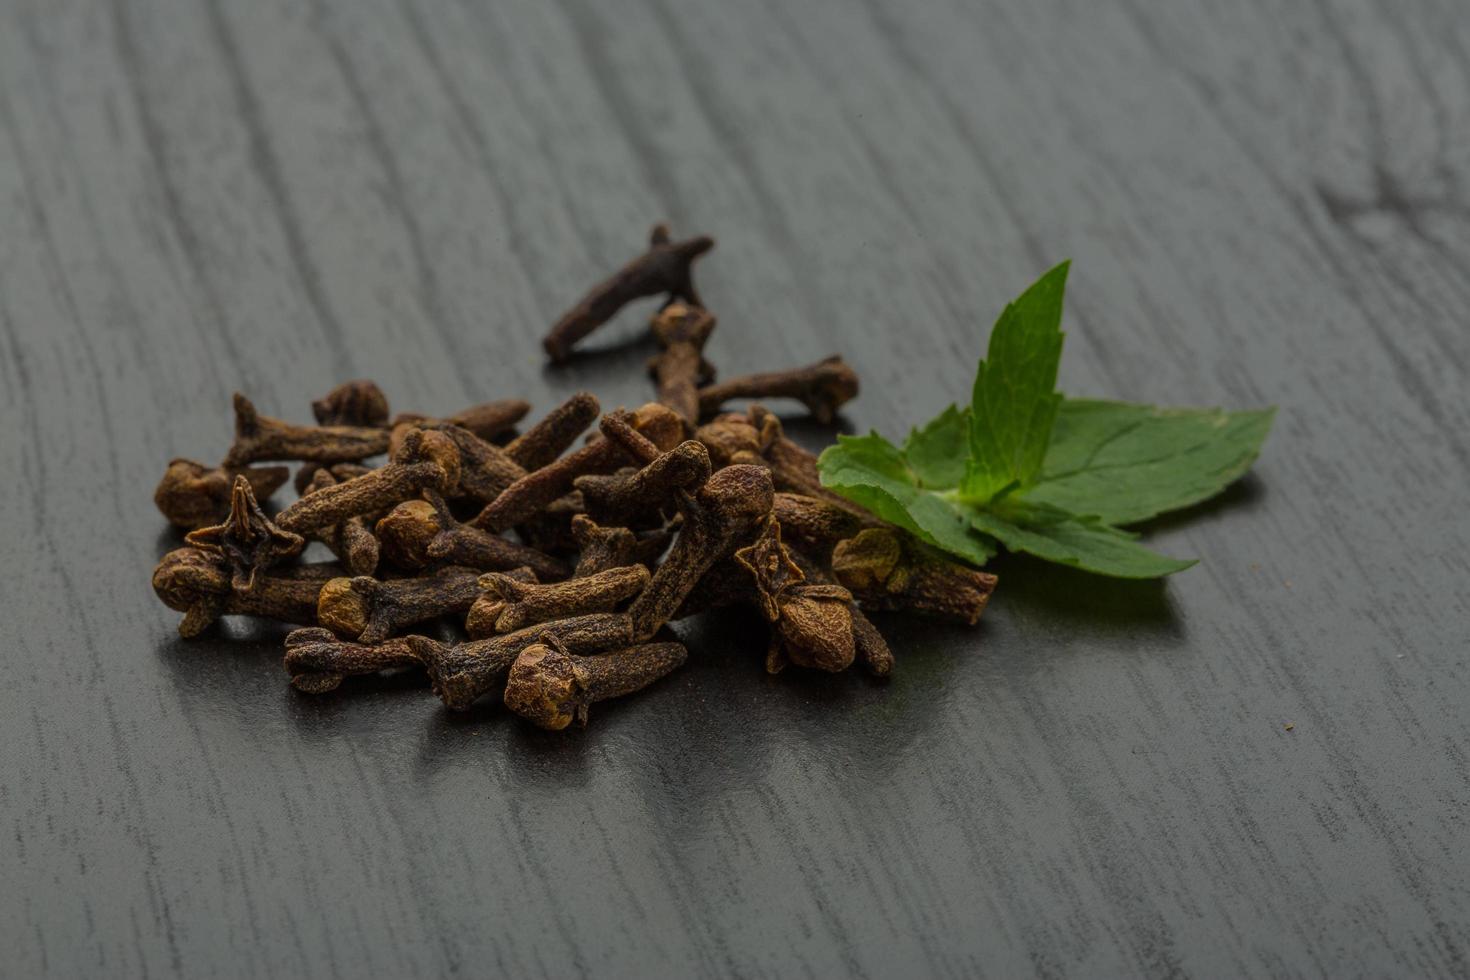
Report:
153,458,290,529
152,547,229,638
502,641,590,731
152,547,229,606
831,527,997,624
650,302,716,349
626,402,686,455
774,586,856,673
316,577,374,638
374,499,442,571
395,428,462,491
695,412,780,469
701,463,778,525
312,379,390,427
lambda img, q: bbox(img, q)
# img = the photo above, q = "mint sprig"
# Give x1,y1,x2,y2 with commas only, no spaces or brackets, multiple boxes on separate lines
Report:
817,264,1274,579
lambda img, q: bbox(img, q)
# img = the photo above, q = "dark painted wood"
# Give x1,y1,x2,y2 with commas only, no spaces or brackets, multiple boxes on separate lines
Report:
3,0,1467,975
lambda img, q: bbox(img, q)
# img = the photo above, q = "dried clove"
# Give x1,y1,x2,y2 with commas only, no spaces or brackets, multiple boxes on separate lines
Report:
698,356,859,424
648,302,717,427
464,566,539,639
479,564,650,634
733,516,856,674
296,381,392,492
223,393,391,468
471,403,684,532
695,410,781,469
283,627,422,693
627,463,775,640
574,439,711,527
542,224,714,363
313,379,390,428
503,636,687,730
154,458,290,529
185,476,304,591
771,491,871,555
317,565,482,644
570,515,637,576
777,488,997,625
850,608,894,678
375,492,569,581
390,398,530,449
411,612,635,710
569,514,672,578
505,392,601,471
303,468,380,577
788,547,893,678
294,461,376,498
273,429,460,534
146,220,1004,734
597,408,662,464
411,423,525,503
152,548,337,637
831,527,997,625
749,408,875,520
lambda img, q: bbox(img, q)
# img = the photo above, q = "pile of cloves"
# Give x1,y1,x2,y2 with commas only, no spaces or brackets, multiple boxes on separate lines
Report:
152,224,996,730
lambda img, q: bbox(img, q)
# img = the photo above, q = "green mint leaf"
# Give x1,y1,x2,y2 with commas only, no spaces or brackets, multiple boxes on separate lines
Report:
962,261,1070,502
903,404,969,489
970,500,1196,579
817,262,1275,581
1025,399,1276,525
818,432,998,566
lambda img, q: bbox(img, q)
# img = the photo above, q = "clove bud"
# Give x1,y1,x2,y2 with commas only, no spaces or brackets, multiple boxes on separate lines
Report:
154,458,290,530
224,392,391,468
317,566,481,644
479,564,650,634
697,356,858,424
411,613,635,710
542,224,714,363
503,636,687,730
283,627,422,693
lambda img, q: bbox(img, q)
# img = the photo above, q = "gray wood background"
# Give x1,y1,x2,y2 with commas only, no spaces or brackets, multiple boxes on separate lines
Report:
3,0,1467,976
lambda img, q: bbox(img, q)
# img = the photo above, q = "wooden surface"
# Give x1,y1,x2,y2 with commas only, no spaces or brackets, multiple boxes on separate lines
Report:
3,0,1468,976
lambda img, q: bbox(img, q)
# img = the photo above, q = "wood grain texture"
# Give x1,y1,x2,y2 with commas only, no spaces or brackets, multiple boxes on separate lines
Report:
2,0,1467,975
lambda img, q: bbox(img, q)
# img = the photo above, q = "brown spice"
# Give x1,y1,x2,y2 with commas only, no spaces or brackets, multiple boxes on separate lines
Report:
542,224,714,363
412,612,635,710
412,423,525,503
316,565,482,644
471,403,684,532
184,476,305,591
503,636,687,730
390,398,530,447
649,302,717,427
374,492,569,581
697,356,858,424
695,411,781,469
312,379,391,428
283,627,422,693
303,468,380,577
480,564,650,634
831,527,997,625
733,517,855,673
224,393,391,468
464,566,540,639
574,440,711,527
152,548,337,637
143,220,1008,731
627,464,775,640
154,458,290,530
505,392,601,471
274,429,460,534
